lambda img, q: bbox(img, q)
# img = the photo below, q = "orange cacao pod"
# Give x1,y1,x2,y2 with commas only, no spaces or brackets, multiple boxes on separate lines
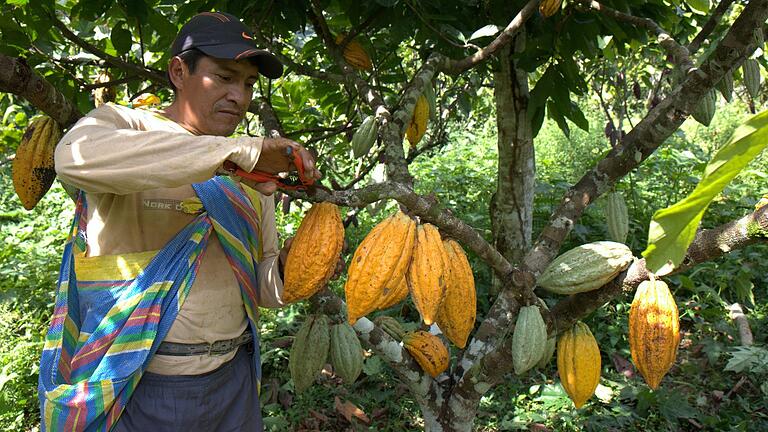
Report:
408,223,448,325
629,279,680,390
557,321,601,409
335,34,373,71
435,239,476,348
345,212,416,324
402,331,449,378
283,203,344,303
539,0,562,17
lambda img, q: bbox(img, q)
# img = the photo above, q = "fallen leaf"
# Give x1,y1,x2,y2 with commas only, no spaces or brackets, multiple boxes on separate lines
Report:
309,409,329,422
334,396,371,424
529,423,551,432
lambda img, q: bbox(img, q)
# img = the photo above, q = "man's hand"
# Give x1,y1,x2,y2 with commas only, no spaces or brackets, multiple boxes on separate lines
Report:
255,137,321,181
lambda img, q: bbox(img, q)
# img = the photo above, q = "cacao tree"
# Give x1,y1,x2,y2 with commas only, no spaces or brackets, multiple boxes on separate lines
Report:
2,0,768,430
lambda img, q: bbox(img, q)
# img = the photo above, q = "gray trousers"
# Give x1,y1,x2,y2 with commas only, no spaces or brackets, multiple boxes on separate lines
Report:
113,345,263,432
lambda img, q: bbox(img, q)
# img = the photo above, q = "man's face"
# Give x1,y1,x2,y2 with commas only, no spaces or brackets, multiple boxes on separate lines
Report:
174,56,259,136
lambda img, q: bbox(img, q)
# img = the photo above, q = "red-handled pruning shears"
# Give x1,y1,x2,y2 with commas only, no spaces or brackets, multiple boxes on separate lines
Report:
222,147,316,191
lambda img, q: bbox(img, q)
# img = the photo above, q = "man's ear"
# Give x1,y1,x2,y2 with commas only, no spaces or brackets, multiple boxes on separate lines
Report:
168,56,187,90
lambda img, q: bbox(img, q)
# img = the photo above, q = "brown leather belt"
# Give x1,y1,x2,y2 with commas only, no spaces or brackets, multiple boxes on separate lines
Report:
155,332,253,356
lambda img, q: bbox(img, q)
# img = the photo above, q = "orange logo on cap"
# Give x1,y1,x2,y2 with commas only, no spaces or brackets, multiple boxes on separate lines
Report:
242,32,254,40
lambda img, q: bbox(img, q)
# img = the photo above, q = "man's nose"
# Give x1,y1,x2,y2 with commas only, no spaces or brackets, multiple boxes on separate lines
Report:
226,83,249,107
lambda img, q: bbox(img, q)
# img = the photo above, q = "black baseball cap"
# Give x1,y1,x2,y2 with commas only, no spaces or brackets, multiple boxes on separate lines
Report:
170,12,283,79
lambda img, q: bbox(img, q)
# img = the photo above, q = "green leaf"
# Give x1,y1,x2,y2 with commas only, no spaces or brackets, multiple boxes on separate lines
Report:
111,22,133,55
642,110,768,275
547,100,570,138
468,24,499,42
687,0,709,14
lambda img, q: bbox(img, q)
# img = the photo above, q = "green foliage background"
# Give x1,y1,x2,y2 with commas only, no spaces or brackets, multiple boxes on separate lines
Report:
3,96,768,431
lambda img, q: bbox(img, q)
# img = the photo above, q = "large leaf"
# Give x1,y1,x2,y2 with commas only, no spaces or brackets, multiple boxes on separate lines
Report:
642,110,768,275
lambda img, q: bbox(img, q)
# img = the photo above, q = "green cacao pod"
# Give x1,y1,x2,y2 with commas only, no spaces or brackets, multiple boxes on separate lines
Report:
743,59,762,99
351,116,378,158
605,192,629,243
329,322,364,384
557,321,601,409
374,315,407,341
535,299,556,369
12,116,62,210
754,27,765,51
423,83,437,121
289,314,331,393
538,241,633,295
511,305,548,375
717,71,734,103
692,88,717,127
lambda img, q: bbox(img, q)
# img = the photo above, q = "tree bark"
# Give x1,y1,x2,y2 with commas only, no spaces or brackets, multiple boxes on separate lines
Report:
490,34,534,295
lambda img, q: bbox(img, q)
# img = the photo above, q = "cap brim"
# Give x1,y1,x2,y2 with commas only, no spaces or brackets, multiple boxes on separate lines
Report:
197,44,283,79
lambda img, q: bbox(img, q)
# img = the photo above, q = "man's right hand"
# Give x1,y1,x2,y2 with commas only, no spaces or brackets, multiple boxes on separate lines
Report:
255,137,321,181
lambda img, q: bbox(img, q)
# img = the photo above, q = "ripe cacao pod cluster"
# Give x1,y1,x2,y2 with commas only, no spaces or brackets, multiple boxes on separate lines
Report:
344,213,477,342
283,202,345,303
537,241,634,294
335,33,373,71
629,278,680,389
12,116,62,210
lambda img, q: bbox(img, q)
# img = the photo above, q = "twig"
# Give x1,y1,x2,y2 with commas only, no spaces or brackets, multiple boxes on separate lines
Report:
575,0,693,72
442,0,539,75
48,11,167,84
82,76,140,91
688,0,737,54
727,303,754,346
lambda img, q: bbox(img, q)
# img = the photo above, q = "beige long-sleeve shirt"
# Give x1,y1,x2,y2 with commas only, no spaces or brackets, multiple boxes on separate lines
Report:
54,103,285,375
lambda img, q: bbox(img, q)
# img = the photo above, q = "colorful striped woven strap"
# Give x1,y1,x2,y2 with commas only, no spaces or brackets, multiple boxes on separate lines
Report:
38,176,263,431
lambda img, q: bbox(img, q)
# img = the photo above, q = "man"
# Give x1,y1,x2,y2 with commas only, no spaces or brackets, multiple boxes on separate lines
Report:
39,11,315,431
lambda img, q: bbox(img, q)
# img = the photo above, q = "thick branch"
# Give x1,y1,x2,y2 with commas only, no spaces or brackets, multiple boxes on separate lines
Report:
576,0,694,72
457,205,768,398
0,54,82,128
522,0,768,278
442,0,539,75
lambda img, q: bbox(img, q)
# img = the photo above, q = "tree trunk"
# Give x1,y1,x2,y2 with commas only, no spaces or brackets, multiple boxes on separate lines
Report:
490,33,534,295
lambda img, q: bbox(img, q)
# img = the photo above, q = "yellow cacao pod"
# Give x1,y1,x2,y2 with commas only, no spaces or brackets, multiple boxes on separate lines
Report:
557,321,601,409
12,116,62,210
93,70,116,107
629,279,680,390
335,34,373,71
408,223,448,325
132,93,161,108
377,271,410,310
283,202,345,303
345,212,416,324
406,95,429,147
402,330,449,378
435,239,476,348
539,0,562,17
